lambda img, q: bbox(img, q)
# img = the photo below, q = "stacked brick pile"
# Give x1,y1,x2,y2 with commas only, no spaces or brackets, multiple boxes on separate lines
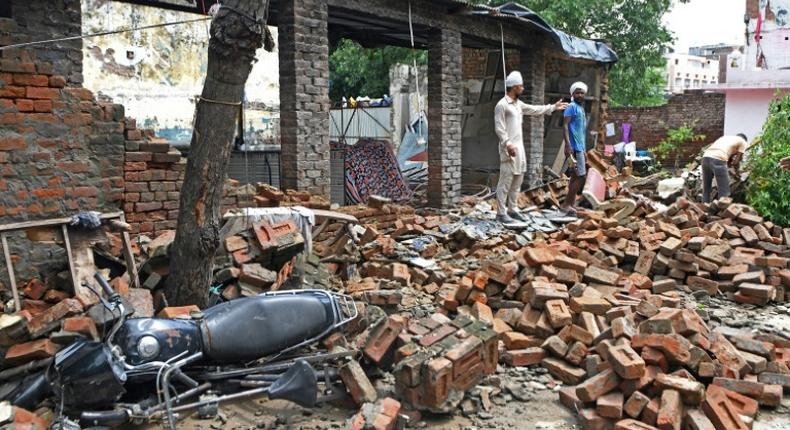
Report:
254,183,331,209
137,218,306,301
319,190,790,428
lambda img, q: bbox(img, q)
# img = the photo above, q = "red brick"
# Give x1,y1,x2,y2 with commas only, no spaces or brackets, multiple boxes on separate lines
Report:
27,298,83,337
579,408,616,430
13,406,48,430
13,74,49,86
419,324,455,347
0,136,25,150
709,333,749,377
502,347,545,366
339,360,377,405
583,265,620,285
623,391,651,419
597,391,624,419
63,113,93,125
545,299,573,328
423,357,452,407
62,316,98,340
4,339,61,365
559,385,585,411
64,87,94,101
48,75,67,88
702,387,748,430
470,301,493,324
542,357,586,385
15,98,33,111
609,344,646,380
576,368,621,402
614,419,659,430
481,260,515,285
570,296,612,315
22,279,46,301
631,334,692,364
501,331,540,350
32,99,52,112
364,316,404,363
655,374,704,406
656,389,683,430
0,86,25,98
706,385,757,418
157,305,200,319
25,86,60,99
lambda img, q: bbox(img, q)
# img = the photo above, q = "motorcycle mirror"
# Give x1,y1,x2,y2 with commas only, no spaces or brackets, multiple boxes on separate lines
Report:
268,359,318,408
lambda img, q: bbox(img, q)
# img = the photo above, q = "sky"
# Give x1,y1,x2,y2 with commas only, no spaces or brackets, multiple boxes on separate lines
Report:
663,0,746,53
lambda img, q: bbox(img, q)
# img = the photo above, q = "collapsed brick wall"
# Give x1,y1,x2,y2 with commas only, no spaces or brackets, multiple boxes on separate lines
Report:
608,91,725,167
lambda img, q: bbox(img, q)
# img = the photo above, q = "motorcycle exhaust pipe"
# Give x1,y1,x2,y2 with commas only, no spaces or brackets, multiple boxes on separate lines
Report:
80,410,130,427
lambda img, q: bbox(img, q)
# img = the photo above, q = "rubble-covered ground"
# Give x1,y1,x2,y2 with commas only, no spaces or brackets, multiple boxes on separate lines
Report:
4,166,790,430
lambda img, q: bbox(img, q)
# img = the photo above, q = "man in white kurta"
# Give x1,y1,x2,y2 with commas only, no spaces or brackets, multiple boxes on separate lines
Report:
494,71,567,223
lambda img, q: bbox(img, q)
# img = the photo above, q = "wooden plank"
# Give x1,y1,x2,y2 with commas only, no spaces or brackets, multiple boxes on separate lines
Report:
0,211,124,233
0,233,21,312
311,209,359,224
119,213,140,289
60,225,86,303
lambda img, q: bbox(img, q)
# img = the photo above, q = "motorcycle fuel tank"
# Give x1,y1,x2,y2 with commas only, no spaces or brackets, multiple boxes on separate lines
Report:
117,318,203,365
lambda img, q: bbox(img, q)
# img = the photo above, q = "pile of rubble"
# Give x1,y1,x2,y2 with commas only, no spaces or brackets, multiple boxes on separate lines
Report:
316,182,790,428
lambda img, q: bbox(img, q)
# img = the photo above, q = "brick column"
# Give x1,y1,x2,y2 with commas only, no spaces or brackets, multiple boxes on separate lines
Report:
519,45,546,188
427,28,463,208
278,0,330,196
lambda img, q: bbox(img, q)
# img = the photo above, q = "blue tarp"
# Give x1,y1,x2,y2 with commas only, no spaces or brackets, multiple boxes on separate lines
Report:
474,2,618,64
396,116,429,170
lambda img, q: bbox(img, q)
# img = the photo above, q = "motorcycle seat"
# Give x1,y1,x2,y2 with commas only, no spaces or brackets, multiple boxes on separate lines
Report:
200,291,337,363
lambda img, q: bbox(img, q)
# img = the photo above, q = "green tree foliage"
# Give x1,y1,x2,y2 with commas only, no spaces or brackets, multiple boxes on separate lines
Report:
652,121,705,171
329,39,427,102
469,0,687,106
745,93,790,225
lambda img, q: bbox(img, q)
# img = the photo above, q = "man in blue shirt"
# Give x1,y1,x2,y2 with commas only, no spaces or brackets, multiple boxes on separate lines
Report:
561,82,588,214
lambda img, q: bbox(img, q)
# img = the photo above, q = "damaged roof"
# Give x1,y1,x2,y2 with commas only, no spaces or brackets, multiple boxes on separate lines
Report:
472,2,618,64
111,0,617,64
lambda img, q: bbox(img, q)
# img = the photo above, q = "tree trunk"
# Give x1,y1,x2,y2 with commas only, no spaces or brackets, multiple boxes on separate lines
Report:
166,0,267,307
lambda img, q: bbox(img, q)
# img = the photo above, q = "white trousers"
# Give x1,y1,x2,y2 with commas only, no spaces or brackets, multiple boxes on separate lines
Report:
496,162,524,215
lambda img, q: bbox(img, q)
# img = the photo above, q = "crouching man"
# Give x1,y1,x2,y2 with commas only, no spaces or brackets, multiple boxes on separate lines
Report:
701,134,749,203
494,71,568,223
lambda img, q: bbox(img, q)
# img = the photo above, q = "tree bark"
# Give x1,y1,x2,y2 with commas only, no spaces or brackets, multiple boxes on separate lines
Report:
166,0,267,307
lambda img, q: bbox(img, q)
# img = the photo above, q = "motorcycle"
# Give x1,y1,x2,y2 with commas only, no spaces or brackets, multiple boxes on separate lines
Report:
3,273,357,429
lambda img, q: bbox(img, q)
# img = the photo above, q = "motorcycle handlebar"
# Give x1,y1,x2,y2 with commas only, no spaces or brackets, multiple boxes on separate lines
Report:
93,272,119,300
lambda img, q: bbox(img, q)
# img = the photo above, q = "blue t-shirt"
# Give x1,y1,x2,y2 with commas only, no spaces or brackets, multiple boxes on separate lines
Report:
564,101,586,152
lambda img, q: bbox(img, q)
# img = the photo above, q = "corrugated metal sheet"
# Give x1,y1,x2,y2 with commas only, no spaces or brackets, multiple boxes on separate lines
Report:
227,150,281,188
330,107,392,145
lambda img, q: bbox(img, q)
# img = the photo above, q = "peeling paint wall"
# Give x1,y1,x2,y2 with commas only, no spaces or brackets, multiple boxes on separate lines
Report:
81,0,280,145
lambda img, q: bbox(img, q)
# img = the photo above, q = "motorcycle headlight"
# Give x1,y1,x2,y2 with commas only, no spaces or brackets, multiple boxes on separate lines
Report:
137,336,160,360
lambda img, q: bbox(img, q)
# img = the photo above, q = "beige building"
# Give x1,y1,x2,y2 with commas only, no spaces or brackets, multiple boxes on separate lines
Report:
664,52,720,94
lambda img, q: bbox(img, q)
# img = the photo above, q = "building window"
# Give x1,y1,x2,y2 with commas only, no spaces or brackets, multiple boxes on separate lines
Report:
0,1,10,18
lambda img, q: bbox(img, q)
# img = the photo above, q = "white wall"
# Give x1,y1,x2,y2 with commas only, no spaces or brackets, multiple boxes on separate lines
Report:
82,0,280,145
724,89,790,139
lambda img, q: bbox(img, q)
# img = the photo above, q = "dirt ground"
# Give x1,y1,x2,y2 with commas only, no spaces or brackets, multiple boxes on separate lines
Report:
138,297,790,430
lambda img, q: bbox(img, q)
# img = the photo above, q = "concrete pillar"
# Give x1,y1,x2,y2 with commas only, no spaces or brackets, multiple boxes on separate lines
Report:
278,0,331,196
427,28,463,208
519,45,546,188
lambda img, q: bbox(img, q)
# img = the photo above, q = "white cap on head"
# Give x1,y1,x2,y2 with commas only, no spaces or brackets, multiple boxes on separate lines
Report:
570,82,588,95
505,71,523,87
